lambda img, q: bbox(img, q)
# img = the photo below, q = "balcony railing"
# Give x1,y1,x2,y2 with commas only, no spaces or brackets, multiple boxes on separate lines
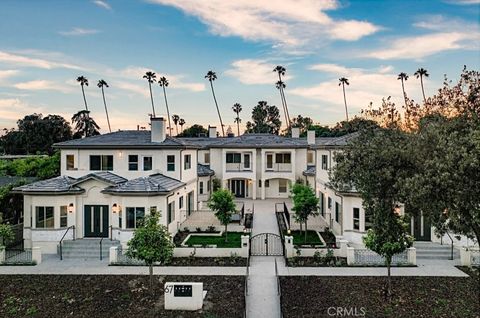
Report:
265,163,292,172
225,163,252,172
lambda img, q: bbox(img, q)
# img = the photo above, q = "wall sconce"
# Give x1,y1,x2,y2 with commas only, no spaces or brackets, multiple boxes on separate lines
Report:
287,229,291,235
118,151,123,158
112,203,120,213
68,203,74,213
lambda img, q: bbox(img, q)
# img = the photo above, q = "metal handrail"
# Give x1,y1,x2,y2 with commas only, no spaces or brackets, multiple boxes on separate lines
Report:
99,237,104,260
59,225,75,260
275,258,280,296
446,232,454,260
109,225,113,241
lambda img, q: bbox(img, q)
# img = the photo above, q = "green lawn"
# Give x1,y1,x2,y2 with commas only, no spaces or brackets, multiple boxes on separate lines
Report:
184,232,245,248
287,230,324,246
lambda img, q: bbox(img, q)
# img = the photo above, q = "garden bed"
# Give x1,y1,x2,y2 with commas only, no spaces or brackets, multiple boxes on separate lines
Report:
0,275,245,317
287,256,347,267
280,276,479,318
286,230,325,246
183,232,244,248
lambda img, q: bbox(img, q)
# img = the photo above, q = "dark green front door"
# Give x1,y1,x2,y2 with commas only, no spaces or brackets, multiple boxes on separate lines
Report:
411,213,431,241
84,205,109,238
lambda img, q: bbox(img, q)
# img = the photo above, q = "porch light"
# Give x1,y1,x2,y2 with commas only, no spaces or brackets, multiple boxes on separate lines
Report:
287,229,291,235
112,203,120,213
394,205,401,215
68,203,74,213
243,228,247,234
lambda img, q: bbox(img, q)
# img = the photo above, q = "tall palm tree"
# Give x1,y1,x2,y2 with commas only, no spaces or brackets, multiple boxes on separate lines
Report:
72,110,100,138
338,77,350,121
179,118,185,133
172,114,180,135
414,68,429,104
273,65,291,130
143,71,157,117
397,72,409,109
158,76,173,136
97,79,111,133
205,70,225,137
275,80,289,130
76,76,89,111
232,103,242,136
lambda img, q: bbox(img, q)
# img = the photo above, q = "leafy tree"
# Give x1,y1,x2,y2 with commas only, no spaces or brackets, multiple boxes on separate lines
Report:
0,223,14,247
290,182,319,243
208,189,236,242
2,152,60,179
126,212,174,288
143,71,157,117
205,70,225,137
331,127,415,297
176,124,208,137
245,101,282,134
72,110,100,138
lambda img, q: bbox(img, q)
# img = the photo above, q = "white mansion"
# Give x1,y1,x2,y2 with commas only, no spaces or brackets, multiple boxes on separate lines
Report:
14,117,429,253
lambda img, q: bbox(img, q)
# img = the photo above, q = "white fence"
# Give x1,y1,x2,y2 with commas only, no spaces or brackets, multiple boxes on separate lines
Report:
460,247,480,266
0,246,41,265
346,247,416,266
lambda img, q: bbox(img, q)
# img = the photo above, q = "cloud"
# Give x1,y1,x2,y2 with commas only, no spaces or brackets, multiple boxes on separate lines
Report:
290,63,427,115
13,80,73,93
0,70,19,81
93,0,111,10
443,0,480,4
146,0,380,48
0,98,43,127
0,50,84,70
59,27,100,36
225,59,293,85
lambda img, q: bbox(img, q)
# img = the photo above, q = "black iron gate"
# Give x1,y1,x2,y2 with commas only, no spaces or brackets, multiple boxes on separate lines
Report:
250,233,284,256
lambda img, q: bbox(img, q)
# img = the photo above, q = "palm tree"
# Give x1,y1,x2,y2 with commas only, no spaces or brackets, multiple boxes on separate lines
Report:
143,71,157,117
205,70,225,137
172,114,180,135
72,110,100,138
76,76,89,111
414,68,429,104
273,65,291,129
232,103,242,136
158,76,173,136
97,79,111,133
338,77,350,121
275,80,289,130
397,72,409,109
179,118,185,133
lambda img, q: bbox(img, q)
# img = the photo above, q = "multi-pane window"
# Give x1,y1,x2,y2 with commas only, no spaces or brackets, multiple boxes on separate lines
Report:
179,196,184,209
207,181,211,192
328,197,332,209
335,202,341,222
279,179,287,193
143,156,153,171
321,155,328,170
307,151,314,164
275,153,291,164
66,155,75,170
167,202,175,224
204,153,210,164
167,155,175,171
226,153,241,163
128,155,138,171
126,207,145,229
244,154,251,169
319,192,325,216
60,205,68,228
353,208,360,230
184,154,191,170
90,155,113,171
199,181,204,194
36,206,54,228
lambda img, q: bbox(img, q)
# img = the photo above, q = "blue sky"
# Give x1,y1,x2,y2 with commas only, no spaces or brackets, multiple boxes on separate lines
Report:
0,0,479,133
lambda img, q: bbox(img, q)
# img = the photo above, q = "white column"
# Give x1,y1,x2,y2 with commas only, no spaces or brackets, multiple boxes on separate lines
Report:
407,247,416,266
284,235,294,258
252,179,257,200
241,235,250,258
460,247,471,266
31,247,42,265
336,239,349,258
346,246,355,265
110,246,118,264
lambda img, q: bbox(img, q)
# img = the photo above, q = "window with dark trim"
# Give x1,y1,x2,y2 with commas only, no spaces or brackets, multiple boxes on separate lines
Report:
36,206,54,228
179,196,184,209
126,207,145,229
207,180,211,192
167,155,175,171
66,155,75,170
199,181,204,194
184,154,191,170
335,202,341,222
327,197,332,209
167,202,175,224
143,156,152,171
353,208,360,230
128,155,138,171
279,179,287,193
275,153,291,164
319,192,325,216
60,206,68,228
204,153,210,164
226,153,241,163
322,155,328,170
90,155,113,171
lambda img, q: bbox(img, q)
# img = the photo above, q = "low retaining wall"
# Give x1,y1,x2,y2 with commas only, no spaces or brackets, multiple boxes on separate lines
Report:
460,247,480,266
0,246,41,265
346,247,416,266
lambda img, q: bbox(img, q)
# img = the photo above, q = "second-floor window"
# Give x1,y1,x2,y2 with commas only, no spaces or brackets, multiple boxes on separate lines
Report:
321,155,328,170
307,151,314,164
226,153,241,163
184,154,191,170
143,156,152,171
204,153,210,164
353,208,360,230
90,155,113,171
275,153,291,164
199,181,204,194
319,192,325,216
167,155,175,171
179,196,184,209
66,155,75,170
128,155,138,171
244,154,251,169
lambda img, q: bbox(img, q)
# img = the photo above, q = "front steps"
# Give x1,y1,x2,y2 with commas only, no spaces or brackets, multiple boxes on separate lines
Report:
414,241,460,260
58,239,121,260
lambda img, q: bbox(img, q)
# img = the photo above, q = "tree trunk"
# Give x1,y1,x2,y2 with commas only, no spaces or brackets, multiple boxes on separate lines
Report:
224,224,228,242
401,80,407,109
386,257,392,299
420,76,426,104
279,87,289,131
304,219,308,243
149,264,153,290
342,84,349,121
101,87,111,133
236,119,240,136
175,124,178,135
281,87,291,130
162,86,172,137
81,85,88,111
210,81,225,137
149,82,156,117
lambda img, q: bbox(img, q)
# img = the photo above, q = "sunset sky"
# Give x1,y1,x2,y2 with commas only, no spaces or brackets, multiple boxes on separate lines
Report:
0,0,479,133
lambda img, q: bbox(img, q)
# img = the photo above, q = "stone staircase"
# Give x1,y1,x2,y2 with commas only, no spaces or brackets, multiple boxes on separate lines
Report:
414,241,460,260
58,239,121,260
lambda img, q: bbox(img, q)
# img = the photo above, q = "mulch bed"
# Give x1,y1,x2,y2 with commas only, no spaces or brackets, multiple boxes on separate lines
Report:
168,257,247,267
286,256,347,267
280,276,479,318
0,275,245,318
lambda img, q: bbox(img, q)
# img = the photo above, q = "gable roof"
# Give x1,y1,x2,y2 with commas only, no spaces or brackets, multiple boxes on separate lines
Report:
102,173,185,195
197,164,215,177
12,176,84,194
71,171,127,186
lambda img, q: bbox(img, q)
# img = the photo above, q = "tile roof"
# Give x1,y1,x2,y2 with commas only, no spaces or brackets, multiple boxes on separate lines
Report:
102,173,185,195
12,176,84,194
72,171,127,186
303,165,316,176
197,164,215,177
